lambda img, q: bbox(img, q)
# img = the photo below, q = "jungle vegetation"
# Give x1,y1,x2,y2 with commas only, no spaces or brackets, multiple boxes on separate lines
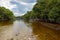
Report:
0,7,15,21
21,0,60,23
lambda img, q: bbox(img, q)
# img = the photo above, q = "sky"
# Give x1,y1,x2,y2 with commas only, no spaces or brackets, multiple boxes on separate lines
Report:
0,0,36,16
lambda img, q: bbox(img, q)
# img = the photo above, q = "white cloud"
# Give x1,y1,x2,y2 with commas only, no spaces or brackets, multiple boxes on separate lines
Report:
19,1,28,5
0,0,17,10
0,0,36,16
15,0,36,6
14,12,24,16
15,0,36,3
12,0,36,16
14,13,19,16
23,2,36,12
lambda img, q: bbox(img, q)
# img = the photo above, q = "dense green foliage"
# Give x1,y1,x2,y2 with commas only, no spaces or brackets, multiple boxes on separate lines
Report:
0,7,15,21
21,0,60,23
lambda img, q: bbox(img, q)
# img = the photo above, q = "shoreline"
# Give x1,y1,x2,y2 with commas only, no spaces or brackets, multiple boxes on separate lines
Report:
28,20,60,30
40,22,60,30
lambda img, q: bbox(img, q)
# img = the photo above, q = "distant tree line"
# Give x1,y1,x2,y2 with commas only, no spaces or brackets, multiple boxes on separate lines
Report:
21,0,60,23
0,7,15,21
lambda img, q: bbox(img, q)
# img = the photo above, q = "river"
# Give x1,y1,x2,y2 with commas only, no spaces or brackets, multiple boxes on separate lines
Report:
0,20,60,40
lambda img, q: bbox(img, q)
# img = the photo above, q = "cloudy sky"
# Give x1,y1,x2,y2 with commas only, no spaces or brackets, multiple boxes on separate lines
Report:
0,0,36,16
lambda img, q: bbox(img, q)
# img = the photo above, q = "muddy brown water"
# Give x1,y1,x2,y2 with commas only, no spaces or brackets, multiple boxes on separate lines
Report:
0,20,60,40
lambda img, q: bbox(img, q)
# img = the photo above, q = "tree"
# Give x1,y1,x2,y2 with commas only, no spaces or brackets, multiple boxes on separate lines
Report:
21,0,60,23
0,7,15,21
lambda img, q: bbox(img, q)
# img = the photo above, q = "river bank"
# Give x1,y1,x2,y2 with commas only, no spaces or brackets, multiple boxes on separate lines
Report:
27,19,60,30
40,22,60,30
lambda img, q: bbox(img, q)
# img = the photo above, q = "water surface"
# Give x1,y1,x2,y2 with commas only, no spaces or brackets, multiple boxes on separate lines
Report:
0,20,60,40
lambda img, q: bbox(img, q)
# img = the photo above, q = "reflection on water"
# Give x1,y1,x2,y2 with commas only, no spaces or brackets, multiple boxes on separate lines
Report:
31,21,60,40
0,20,36,40
0,20,60,40
0,21,14,40
0,21,13,26
0,21,13,32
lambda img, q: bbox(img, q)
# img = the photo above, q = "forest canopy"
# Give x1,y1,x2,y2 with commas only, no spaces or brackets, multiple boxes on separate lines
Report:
21,0,60,23
0,7,15,21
